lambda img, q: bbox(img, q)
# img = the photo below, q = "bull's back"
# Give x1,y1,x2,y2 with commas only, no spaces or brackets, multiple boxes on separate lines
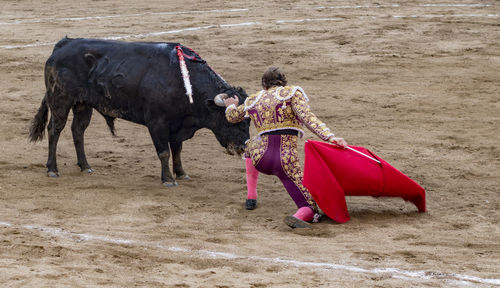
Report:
44,38,185,123
47,38,177,74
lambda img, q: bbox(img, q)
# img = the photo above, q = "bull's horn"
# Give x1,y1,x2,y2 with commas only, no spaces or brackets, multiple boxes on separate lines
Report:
214,93,229,107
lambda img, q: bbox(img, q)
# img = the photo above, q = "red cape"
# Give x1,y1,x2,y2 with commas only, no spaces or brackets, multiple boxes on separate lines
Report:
303,140,426,223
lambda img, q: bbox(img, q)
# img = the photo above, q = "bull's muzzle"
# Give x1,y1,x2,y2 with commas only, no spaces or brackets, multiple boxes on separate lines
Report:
225,142,245,156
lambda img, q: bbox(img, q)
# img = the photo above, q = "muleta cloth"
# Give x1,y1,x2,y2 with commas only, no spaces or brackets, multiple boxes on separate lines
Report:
303,140,426,223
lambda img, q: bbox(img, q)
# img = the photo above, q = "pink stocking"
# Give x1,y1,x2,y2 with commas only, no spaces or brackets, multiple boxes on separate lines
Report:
293,206,314,222
245,158,259,200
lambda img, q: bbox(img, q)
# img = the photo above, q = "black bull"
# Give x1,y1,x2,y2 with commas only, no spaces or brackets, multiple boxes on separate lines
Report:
29,38,250,186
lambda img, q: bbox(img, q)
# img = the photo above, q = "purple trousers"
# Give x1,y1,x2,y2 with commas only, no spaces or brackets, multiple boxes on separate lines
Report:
248,134,317,210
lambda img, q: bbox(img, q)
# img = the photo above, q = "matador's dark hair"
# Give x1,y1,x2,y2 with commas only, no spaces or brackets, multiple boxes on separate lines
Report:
261,66,288,90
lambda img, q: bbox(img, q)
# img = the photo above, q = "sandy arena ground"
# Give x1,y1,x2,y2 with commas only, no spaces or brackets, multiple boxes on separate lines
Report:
0,0,499,287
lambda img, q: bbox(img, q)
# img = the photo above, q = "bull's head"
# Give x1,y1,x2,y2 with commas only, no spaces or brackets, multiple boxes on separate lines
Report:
206,87,250,156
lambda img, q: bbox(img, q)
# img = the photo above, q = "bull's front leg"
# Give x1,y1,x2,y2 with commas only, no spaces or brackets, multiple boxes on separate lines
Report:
158,150,177,187
170,141,190,180
147,123,177,187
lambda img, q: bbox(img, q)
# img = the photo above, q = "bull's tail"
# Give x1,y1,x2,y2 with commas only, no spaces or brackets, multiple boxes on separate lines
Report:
29,94,49,142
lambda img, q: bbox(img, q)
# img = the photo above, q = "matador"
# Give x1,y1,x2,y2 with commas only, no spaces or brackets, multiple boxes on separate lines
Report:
224,67,347,228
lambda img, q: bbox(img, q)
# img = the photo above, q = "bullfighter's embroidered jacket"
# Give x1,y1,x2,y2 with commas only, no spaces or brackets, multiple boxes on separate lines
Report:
225,86,334,140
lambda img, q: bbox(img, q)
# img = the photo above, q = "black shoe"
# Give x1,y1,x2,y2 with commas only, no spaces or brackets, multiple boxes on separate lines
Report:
245,199,257,210
284,216,311,228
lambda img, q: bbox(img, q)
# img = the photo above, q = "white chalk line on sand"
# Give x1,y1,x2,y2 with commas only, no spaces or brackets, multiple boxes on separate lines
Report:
317,3,491,9
2,9,499,50
393,14,499,18
317,4,402,9
0,3,493,26
275,17,343,24
0,8,249,26
0,22,260,49
1,221,499,286
104,22,259,40
418,3,491,7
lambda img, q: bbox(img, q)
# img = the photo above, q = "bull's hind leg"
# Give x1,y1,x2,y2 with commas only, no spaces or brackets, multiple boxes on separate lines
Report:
170,141,190,180
71,104,93,173
46,106,71,177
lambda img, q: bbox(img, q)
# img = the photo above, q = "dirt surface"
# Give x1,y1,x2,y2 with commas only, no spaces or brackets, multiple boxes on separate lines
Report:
0,0,499,287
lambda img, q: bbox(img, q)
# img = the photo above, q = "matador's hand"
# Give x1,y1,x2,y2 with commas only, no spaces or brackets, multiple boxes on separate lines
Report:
328,136,348,148
223,96,239,107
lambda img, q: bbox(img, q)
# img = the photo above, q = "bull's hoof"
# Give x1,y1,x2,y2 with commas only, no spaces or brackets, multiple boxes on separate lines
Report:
176,174,190,180
47,171,59,177
82,168,94,174
245,199,257,210
163,181,178,187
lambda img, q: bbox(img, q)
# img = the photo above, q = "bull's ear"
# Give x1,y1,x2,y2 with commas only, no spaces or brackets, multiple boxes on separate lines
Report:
84,53,98,77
